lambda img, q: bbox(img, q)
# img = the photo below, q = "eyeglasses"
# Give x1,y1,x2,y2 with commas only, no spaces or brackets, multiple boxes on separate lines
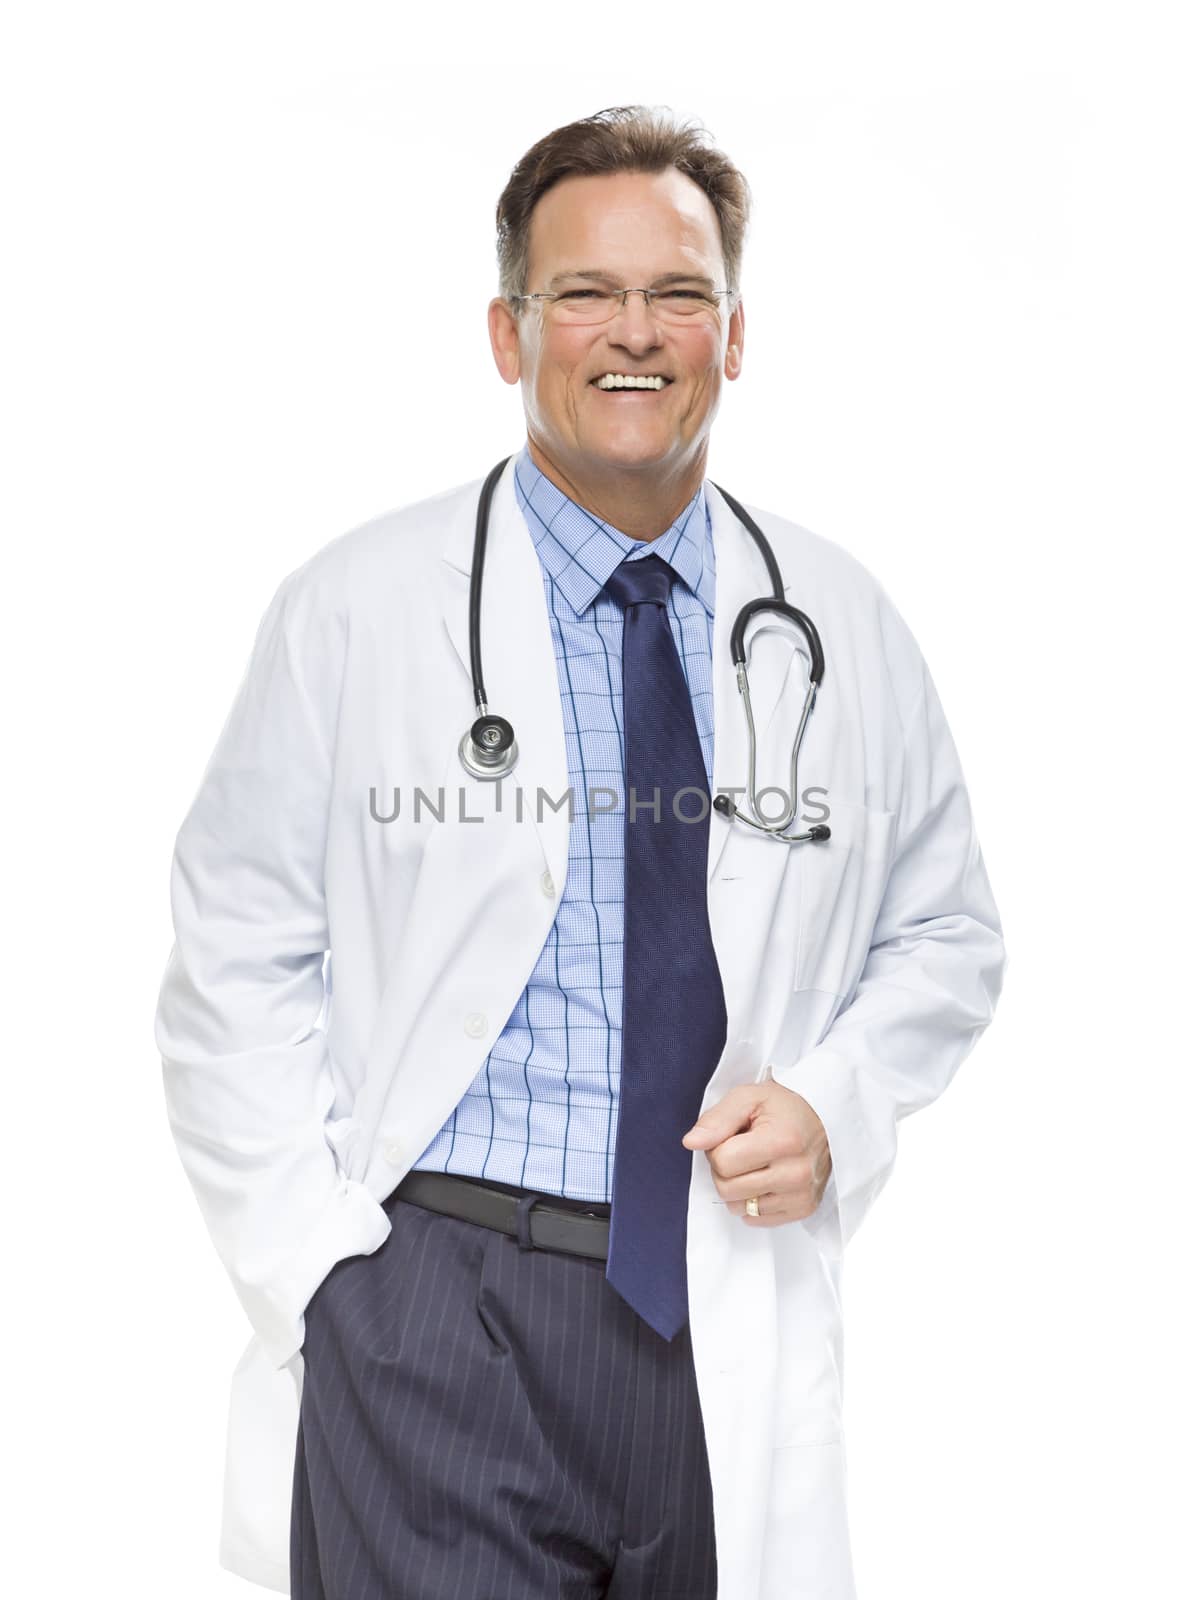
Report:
511,284,735,326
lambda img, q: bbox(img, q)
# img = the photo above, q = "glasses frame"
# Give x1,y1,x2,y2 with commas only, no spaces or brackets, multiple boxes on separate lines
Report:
510,285,737,322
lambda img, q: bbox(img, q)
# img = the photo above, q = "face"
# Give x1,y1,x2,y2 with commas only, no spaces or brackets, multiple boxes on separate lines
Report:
488,168,744,490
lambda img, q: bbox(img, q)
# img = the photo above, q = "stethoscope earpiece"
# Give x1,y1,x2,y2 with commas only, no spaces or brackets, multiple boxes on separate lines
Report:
713,792,831,844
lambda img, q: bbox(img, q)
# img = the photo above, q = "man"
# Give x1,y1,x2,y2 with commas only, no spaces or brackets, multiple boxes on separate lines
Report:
155,105,1005,1599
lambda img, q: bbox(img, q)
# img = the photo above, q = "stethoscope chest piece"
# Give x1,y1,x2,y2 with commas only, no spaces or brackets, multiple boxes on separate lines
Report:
459,713,518,781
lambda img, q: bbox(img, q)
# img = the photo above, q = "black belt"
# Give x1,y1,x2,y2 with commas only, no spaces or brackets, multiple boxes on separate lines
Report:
393,1170,612,1261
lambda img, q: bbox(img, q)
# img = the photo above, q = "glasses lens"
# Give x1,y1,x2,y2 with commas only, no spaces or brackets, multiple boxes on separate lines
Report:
550,288,720,324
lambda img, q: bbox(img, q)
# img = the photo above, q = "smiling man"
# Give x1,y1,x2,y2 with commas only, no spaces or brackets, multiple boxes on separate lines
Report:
156,105,1006,1600
488,162,743,540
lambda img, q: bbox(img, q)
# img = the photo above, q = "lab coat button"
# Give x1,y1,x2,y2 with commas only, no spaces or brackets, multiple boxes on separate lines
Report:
383,1140,404,1165
464,1012,488,1037
540,870,555,897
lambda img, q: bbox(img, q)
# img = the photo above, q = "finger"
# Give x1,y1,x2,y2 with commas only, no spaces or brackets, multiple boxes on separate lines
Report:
718,1155,807,1205
733,1194,798,1225
702,1127,781,1179
726,1191,778,1218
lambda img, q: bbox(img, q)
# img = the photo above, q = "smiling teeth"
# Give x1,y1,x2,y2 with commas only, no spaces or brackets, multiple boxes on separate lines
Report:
596,374,668,389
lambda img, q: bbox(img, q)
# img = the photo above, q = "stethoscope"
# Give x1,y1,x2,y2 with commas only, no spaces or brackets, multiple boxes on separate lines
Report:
458,455,831,845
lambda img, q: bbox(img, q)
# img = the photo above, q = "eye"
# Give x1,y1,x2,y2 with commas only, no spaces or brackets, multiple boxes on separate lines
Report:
558,289,604,301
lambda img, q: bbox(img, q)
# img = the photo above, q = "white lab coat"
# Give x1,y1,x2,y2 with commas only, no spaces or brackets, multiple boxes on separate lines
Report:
155,453,1005,1599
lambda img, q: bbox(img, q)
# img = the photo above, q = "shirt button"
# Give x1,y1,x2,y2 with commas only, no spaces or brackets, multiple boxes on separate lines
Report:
383,1140,404,1165
540,870,555,897
464,1012,488,1038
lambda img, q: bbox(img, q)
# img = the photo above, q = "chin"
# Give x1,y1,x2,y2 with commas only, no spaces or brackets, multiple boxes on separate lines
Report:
590,445,671,469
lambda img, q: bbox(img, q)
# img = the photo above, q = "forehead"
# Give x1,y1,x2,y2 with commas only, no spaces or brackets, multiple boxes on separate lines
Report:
526,168,724,279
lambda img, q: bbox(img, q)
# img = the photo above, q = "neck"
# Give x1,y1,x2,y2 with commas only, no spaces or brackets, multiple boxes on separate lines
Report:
526,436,705,542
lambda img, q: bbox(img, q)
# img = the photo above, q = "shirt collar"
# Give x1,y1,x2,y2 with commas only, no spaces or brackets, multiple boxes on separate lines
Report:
512,441,715,618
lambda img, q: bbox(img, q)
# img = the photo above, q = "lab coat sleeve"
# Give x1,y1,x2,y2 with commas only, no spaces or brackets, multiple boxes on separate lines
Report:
770,601,1007,1255
154,558,391,1374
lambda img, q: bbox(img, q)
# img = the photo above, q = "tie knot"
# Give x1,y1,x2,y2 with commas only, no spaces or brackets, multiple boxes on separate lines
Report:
602,553,676,613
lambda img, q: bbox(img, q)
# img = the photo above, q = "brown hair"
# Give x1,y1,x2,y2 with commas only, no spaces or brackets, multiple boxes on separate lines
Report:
495,104,752,313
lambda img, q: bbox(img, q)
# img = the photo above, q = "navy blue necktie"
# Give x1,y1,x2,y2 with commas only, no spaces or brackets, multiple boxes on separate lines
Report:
602,552,728,1341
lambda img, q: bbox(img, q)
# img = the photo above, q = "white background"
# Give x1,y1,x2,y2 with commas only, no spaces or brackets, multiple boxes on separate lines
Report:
4,3,1188,1596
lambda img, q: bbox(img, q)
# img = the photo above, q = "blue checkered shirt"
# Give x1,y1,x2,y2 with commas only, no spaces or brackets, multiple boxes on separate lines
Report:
410,442,717,1201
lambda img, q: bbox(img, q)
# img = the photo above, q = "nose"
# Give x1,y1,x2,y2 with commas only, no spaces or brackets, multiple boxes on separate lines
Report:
607,291,665,352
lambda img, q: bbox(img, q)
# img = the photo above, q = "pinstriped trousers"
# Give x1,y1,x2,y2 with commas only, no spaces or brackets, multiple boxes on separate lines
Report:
290,1176,718,1599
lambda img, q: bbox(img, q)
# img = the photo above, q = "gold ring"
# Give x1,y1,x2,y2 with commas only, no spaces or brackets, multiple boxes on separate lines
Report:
745,1197,760,1218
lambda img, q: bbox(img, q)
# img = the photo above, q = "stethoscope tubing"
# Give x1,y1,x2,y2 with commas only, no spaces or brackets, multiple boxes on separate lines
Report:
459,455,830,845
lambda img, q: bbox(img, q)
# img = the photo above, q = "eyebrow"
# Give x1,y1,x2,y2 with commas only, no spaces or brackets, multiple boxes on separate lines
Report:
546,269,718,290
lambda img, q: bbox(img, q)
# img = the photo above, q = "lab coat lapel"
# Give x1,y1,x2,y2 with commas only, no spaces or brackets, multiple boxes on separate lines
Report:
343,465,567,1179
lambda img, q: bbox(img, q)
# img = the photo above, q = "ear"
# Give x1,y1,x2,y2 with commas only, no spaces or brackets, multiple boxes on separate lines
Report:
723,296,745,381
488,297,523,387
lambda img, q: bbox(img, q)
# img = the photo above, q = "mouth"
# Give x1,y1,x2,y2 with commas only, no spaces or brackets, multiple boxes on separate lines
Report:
589,375,675,399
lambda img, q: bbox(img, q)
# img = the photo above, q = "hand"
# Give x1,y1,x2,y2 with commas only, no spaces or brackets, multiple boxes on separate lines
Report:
681,1080,833,1226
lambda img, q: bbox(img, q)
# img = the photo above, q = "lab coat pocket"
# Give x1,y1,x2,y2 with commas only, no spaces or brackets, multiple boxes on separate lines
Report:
794,800,896,998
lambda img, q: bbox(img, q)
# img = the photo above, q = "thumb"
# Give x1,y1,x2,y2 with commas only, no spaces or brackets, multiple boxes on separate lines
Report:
684,1089,757,1148
682,1113,720,1148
